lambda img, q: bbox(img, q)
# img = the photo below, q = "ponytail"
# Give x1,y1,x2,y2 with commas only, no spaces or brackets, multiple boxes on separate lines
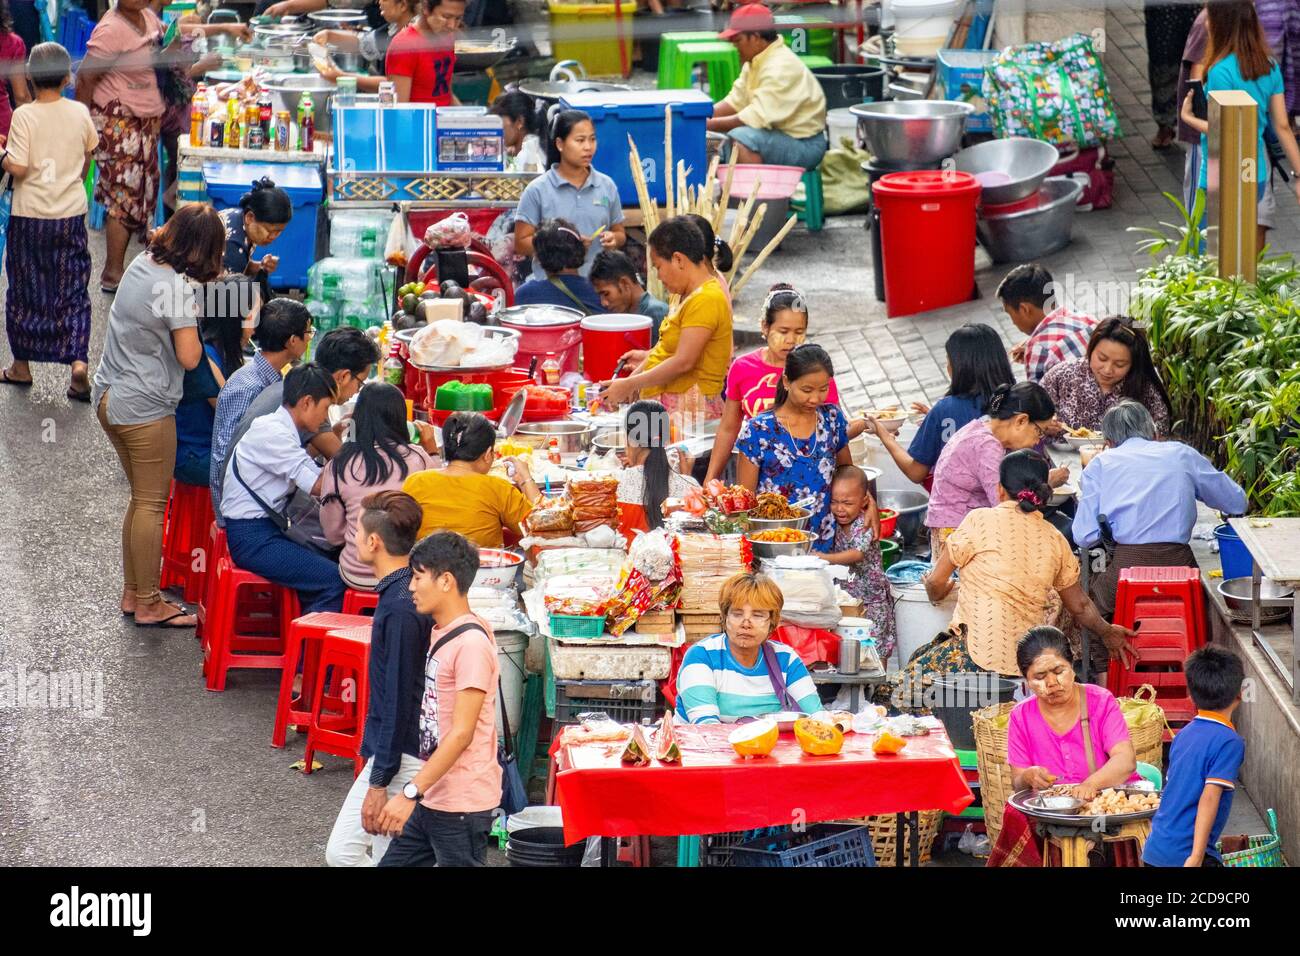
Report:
546,108,591,169
442,412,496,463
627,400,672,529
1000,449,1052,514
987,381,1055,422
686,213,733,274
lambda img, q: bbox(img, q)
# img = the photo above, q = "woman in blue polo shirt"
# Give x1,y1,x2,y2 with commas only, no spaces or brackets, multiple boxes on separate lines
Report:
514,109,626,281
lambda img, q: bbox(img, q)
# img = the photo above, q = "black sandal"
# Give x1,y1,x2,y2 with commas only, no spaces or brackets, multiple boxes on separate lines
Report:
0,369,33,387
67,386,91,403
135,605,196,629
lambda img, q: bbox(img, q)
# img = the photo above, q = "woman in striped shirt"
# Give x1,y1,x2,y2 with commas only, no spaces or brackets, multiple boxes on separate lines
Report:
675,572,821,724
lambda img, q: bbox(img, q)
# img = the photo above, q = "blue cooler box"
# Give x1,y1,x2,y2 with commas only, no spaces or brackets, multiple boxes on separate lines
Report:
559,89,713,206
203,161,325,290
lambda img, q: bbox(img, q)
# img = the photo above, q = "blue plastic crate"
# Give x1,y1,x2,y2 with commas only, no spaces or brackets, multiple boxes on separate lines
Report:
559,89,713,206
730,824,877,868
203,161,324,291
937,49,998,134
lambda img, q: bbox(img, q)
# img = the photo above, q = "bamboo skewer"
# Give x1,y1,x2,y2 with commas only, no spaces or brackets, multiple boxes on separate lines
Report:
726,203,767,282
713,148,738,235
663,104,674,218
733,214,798,296
729,175,761,248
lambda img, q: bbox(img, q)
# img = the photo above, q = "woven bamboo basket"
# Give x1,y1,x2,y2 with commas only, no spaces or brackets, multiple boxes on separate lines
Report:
839,812,945,866
972,701,1017,845
1120,684,1168,770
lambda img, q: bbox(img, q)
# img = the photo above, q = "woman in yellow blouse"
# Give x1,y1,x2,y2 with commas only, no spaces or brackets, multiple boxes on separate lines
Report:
598,216,733,431
401,412,541,548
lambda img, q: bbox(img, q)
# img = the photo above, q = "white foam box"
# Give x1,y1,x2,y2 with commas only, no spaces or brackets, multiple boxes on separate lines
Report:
547,637,672,681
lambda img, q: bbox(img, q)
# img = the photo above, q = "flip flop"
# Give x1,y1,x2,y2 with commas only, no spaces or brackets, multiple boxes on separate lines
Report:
67,386,91,403
0,369,33,387
100,284,119,295
135,609,196,629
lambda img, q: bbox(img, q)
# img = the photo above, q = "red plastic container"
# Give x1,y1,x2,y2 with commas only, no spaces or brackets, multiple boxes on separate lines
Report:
581,313,651,381
498,309,584,376
872,170,981,318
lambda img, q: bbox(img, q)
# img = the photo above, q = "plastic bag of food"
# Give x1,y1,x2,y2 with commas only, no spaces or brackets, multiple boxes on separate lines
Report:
764,563,842,629
409,319,483,368
460,334,518,368
525,499,574,533
581,525,623,549
569,474,618,509
630,528,674,581
423,211,473,249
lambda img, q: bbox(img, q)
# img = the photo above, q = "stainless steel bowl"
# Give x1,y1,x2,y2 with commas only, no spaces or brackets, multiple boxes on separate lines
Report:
878,489,929,547
517,79,630,107
265,74,337,137
456,36,518,72
746,532,814,560
513,420,595,454
1218,577,1294,625
591,427,626,457
850,100,973,166
747,512,811,533
954,137,1060,205
976,176,1084,264
253,22,309,47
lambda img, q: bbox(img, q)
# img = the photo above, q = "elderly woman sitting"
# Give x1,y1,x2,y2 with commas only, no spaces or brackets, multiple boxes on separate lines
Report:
987,626,1141,867
1073,401,1247,629
674,572,822,723
894,450,1136,710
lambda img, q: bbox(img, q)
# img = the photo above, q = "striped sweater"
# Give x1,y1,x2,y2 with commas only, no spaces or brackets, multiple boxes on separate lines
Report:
674,634,821,724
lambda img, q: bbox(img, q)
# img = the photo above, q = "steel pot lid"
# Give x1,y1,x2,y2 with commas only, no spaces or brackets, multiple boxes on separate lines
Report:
516,80,629,101
496,304,584,328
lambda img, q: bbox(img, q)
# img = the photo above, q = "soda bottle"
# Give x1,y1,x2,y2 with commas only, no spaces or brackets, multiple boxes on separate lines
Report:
224,96,240,149
258,89,273,142
209,108,223,148
275,110,291,151
297,98,315,152
245,101,264,150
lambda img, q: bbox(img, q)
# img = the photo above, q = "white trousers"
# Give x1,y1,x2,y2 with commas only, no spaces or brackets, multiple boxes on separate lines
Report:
325,754,424,867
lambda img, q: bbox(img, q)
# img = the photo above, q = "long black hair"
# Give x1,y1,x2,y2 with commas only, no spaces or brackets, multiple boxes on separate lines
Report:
545,108,592,169
946,323,1015,411
443,412,497,463
987,381,1055,422
1000,449,1052,514
774,343,834,410
1086,316,1174,413
626,400,672,530
685,213,734,274
330,383,414,487
239,177,293,225
199,305,245,378
490,90,541,138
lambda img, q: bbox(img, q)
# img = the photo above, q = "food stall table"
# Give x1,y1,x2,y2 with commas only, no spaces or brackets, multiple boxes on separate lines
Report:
552,721,973,866
1227,517,1300,704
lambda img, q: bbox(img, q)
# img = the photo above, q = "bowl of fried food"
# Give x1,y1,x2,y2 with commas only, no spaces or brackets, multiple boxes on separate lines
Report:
1062,424,1105,449
747,492,811,532
865,406,907,434
746,527,814,559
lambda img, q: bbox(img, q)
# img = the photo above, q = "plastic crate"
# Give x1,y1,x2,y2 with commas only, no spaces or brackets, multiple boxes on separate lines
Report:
549,614,607,639
547,0,633,77
698,827,787,867
937,49,998,133
554,678,660,725
559,89,713,206
730,824,877,868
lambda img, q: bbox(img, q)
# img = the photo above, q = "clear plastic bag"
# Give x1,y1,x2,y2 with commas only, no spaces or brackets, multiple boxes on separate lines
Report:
763,562,843,629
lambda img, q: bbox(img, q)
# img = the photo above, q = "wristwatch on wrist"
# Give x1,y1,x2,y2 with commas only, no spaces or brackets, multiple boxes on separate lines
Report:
402,782,422,801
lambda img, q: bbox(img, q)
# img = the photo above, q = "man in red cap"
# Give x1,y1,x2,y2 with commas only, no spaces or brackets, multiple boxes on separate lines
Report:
707,3,828,170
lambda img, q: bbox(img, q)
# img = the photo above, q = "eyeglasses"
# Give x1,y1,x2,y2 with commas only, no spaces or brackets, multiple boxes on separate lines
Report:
726,608,771,624
1030,421,1046,440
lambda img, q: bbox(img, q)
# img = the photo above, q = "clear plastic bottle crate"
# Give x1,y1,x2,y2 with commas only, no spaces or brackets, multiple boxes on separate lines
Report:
554,679,660,726
730,824,877,868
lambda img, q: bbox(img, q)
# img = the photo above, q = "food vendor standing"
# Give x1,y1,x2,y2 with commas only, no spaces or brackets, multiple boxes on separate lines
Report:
514,109,626,280
386,0,464,105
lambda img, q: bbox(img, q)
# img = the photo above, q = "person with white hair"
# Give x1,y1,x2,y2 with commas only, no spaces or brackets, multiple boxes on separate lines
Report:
1073,401,1247,626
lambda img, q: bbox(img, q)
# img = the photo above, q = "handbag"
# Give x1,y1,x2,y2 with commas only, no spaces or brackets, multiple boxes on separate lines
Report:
423,621,528,815
0,155,12,263
760,640,804,712
230,453,342,560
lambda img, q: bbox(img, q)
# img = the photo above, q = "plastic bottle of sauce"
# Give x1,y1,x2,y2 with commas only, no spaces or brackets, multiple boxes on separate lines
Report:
540,353,561,385
547,438,562,465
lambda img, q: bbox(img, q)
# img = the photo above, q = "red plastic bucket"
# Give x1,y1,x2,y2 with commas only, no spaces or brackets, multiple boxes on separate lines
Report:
872,170,981,318
498,313,584,376
580,313,651,381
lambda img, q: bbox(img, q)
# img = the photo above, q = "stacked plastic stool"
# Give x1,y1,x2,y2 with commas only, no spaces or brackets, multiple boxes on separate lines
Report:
160,480,214,604
342,588,380,617
272,611,374,750
667,41,740,101
197,522,280,650
656,31,723,89
304,624,373,777
1108,566,1205,736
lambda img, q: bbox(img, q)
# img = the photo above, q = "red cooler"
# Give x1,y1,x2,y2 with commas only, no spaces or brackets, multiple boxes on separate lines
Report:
581,313,651,381
497,305,584,375
872,170,981,318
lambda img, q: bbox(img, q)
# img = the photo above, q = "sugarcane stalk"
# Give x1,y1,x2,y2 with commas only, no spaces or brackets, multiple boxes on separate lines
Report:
726,203,767,282
732,214,798,296
663,104,674,217
729,176,761,247
713,148,738,235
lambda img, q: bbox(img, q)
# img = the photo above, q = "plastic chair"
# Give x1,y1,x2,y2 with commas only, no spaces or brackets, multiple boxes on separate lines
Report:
666,41,740,102
656,31,722,90
1114,566,1205,648
342,588,380,617
159,479,215,604
792,167,825,231
197,522,279,649
272,612,373,748
304,625,372,777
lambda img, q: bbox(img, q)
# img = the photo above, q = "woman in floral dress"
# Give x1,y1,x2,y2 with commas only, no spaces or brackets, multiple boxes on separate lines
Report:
735,344,854,550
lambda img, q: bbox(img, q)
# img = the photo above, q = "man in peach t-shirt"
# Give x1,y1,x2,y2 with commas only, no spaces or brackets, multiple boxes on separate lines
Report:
377,531,501,866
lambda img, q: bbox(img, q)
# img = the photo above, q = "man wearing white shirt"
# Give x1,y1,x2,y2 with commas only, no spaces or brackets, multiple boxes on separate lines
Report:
222,363,347,614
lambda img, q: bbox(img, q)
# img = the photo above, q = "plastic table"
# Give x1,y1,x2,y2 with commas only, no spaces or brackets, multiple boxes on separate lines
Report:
552,721,973,866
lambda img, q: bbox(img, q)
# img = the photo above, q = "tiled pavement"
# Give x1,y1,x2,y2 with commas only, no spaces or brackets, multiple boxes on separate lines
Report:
722,0,1300,416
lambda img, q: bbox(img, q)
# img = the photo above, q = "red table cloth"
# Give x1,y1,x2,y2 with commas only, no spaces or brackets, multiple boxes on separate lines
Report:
553,722,974,844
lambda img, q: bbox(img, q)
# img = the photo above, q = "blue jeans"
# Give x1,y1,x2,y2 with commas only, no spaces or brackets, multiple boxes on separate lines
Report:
725,127,828,170
223,517,345,614
377,804,495,867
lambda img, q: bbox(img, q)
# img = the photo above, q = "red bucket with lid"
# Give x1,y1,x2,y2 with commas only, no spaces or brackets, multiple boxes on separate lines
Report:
872,170,981,318
581,313,651,381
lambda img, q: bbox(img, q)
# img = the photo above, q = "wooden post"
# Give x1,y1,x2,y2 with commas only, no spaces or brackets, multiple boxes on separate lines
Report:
1208,89,1258,281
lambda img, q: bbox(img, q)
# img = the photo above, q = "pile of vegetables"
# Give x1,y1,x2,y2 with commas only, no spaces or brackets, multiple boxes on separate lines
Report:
1132,198,1300,514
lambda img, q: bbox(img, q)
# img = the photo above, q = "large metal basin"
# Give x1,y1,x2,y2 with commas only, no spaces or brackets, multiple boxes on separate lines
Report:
850,99,973,165
954,137,1060,205
265,74,337,137
976,176,1084,264
878,489,929,547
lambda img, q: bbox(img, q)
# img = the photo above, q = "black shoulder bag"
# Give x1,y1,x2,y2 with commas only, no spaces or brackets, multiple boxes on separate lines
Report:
230,452,342,560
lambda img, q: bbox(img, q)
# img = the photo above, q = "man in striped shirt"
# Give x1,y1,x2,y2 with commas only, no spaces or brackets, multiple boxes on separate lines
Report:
997,264,1097,383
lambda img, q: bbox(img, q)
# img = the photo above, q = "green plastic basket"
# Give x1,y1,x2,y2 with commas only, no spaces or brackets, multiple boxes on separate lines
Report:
1219,809,1286,867
549,613,606,639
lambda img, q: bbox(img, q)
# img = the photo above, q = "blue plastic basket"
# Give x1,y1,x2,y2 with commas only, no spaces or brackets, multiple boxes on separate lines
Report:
730,824,877,868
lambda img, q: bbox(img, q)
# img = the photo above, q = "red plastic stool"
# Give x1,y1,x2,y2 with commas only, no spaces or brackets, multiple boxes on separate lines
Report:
304,625,372,776
160,480,215,603
342,588,380,617
273,612,373,748
197,523,279,649
1114,566,1205,648
203,554,301,692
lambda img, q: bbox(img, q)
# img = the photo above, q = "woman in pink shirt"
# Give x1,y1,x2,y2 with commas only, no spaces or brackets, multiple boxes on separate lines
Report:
0,2,30,142
925,381,1065,555
988,626,1140,867
705,283,865,482
77,0,166,293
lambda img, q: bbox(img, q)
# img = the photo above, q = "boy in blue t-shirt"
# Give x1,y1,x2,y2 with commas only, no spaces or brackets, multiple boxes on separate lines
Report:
1143,646,1246,867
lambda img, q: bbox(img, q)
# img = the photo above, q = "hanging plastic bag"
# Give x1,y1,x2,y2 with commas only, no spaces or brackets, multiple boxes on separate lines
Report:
424,211,472,249
384,205,411,268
